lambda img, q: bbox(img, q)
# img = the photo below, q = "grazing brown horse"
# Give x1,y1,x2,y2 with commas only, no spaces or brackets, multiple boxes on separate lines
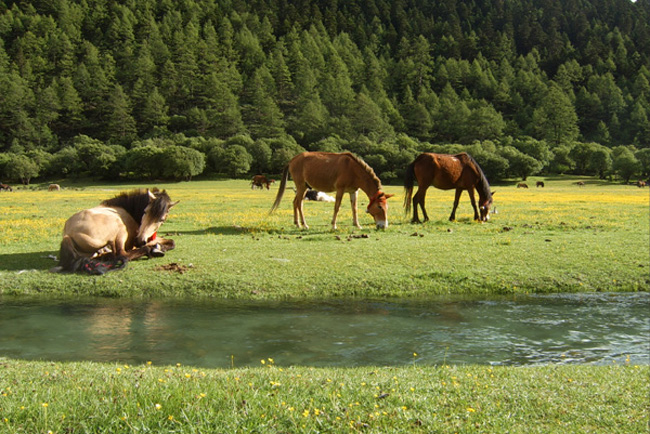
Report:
55,188,178,274
251,175,275,190
0,183,12,192
270,152,394,229
404,152,494,223
536,181,545,188
637,180,646,188
517,183,529,189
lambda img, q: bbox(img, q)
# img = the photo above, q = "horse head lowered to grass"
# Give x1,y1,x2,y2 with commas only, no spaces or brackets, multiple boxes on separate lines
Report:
404,152,494,223
54,188,178,274
270,151,394,230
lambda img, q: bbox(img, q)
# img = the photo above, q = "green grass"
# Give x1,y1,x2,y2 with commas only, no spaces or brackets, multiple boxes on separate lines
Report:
0,359,647,433
0,177,648,433
0,176,647,298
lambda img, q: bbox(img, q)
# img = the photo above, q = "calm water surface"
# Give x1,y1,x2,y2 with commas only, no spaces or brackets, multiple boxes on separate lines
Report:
0,293,648,367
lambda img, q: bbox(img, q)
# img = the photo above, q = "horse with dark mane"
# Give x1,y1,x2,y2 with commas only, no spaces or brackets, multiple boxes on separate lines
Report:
271,152,394,229
54,188,178,274
404,152,494,223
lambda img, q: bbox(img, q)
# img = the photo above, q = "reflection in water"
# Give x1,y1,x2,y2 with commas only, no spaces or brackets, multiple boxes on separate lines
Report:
0,293,648,368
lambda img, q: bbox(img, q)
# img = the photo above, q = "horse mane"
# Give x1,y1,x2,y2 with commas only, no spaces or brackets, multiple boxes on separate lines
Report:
463,153,492,201
101,188,170,224
343,152,383,190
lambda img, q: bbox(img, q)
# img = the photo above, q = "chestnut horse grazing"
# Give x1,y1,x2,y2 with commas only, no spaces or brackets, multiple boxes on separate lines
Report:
251,175,275,190
404,152,494,223
270,152,394,229
55,188,178,274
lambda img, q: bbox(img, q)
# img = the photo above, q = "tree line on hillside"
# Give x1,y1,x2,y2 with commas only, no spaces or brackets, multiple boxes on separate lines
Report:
0,0,649,185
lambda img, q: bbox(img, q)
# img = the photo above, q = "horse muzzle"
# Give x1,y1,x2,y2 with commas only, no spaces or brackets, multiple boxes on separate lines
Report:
375,220,388,229
134,238,147,248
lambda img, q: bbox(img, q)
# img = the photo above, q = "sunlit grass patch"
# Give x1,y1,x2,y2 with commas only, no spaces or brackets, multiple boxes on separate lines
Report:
0,360,647,433
0,178,647,297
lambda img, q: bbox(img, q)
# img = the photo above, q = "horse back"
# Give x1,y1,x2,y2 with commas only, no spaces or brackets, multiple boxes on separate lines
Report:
290,152,359,193
413,153,468,190
63,206,139,253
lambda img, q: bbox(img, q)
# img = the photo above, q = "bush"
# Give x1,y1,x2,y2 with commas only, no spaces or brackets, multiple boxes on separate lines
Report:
5,154,40,184
222,145,253,178
124,145,165,179
160,145,206,180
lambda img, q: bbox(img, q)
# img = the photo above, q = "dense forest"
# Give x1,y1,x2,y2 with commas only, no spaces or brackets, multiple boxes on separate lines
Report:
1,0,649,184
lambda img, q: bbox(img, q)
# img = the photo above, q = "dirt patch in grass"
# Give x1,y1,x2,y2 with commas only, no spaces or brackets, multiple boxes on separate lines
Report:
154,262,192,274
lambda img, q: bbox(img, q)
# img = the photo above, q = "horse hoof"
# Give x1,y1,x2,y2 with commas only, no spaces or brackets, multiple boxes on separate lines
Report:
160,240,175,251
148,244,165,258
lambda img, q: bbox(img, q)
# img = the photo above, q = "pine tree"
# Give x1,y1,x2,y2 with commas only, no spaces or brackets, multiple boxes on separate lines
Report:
532,83,579,146
106,84,137,145
242,67,285,139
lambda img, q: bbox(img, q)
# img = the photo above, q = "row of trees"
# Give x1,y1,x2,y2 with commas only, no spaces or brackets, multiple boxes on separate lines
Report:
1,133,647,186
0,0,649,184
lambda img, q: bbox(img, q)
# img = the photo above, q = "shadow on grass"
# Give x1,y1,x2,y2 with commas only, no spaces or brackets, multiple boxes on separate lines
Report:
0,251,58,272
169,225,384,237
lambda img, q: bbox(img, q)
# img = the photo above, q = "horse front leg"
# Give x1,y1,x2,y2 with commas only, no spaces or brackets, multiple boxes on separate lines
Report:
349,190,362,229
331,191,345,230
467,188,480,221
449,189,463,221
157,237,175,252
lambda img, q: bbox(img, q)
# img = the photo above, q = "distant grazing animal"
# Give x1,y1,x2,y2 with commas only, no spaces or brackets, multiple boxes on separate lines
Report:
0,183,12,192
577,181,585,187
636,180,646,188
271,151,394,229
517,183,528,189
55,188,178,275
251,175,275,190
404,152,494,223
48,184,61,191
305,189,335,202
536,181,545,188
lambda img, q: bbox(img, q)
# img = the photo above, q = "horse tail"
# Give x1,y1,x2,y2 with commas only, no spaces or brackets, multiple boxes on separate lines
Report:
270,164,290,214
403,160,416,215
57,236,127,275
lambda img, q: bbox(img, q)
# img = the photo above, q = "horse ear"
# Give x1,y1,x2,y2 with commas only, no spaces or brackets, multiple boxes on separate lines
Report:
169,200,180,208
384,193,395,199
491,191,496,196
147,189,156,200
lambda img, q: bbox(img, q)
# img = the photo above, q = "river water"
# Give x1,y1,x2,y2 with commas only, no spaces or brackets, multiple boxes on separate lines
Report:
0,293,647,368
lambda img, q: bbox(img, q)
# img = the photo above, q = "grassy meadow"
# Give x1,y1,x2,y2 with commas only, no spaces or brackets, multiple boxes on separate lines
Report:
0,176,647,298
0,177,648,433
0,360,647,433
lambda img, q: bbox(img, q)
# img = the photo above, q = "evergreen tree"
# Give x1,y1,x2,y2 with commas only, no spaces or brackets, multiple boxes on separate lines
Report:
532,83,579,146
141,87,170,134
242,66,285,139
350,89,394,140
106,84,137,145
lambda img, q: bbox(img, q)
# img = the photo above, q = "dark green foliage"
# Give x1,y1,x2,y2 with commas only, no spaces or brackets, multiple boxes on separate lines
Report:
1,0,649,182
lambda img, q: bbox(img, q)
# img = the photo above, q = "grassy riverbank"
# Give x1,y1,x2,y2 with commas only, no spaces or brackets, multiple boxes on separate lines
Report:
0,359,647,433
0,177,647,298
0,178,648,432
